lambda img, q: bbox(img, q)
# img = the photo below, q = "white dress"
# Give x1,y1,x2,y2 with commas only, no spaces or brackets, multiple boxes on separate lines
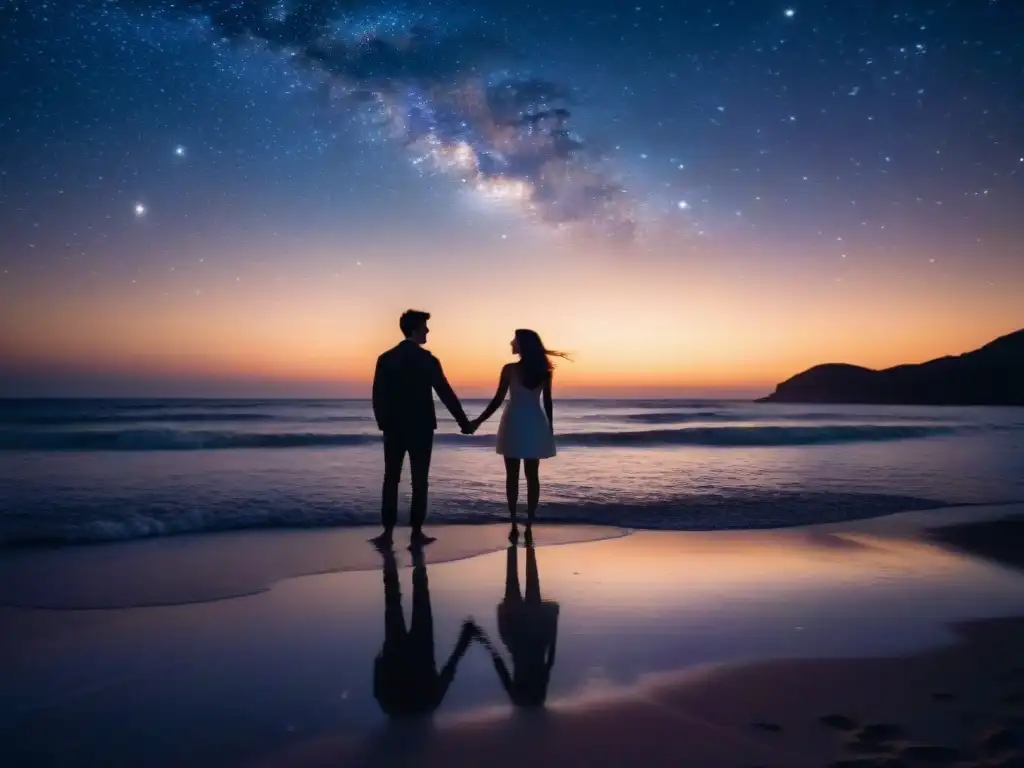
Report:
496,368,557,459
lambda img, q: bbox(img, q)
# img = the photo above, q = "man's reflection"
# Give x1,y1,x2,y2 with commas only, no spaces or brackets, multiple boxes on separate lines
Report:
477,539,560,707
373,545,475,717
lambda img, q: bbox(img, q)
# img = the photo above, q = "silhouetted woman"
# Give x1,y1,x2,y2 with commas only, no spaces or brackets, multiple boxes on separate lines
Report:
471,329,569,542
476,543,559,708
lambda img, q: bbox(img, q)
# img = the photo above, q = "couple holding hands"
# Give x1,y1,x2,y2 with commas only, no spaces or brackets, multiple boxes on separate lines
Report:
372,309,568,548
374,540,559,717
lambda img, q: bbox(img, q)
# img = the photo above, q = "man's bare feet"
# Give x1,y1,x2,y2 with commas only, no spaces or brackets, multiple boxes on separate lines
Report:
508,524,519,543
524,525,534,546
370,531,394,551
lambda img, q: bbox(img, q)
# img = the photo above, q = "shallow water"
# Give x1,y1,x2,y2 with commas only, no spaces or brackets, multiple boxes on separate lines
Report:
3,520,1024,767
2,399,1023,544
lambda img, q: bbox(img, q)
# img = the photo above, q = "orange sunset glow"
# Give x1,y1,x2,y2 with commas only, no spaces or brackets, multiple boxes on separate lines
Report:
2,230,1020,397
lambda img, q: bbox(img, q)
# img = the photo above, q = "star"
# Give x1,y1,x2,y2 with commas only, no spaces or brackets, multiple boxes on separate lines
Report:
133,203,147,217
784,8,796,18
677,200,690,210
174,145,186,157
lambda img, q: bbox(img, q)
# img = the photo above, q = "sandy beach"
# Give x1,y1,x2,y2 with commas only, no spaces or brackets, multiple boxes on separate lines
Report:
3,505,1024,767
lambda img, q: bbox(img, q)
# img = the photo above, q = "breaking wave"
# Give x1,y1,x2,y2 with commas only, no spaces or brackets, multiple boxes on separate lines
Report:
0,424,959,451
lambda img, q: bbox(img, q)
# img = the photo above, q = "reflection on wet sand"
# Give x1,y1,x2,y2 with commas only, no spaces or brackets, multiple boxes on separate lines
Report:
475,540,560,708
373,546,475,718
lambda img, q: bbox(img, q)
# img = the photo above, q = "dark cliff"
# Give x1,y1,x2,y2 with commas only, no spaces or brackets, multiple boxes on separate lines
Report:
759,329,1024,405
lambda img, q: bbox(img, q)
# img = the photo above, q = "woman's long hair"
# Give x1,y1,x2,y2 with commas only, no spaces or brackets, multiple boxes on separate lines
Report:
515,329,571,389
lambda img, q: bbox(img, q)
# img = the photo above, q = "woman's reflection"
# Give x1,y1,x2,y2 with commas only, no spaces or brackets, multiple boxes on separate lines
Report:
373,544,476,717
476,539,560,707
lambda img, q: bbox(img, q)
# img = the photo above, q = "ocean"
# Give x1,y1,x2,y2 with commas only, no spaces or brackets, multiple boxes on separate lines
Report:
1,398,1023,546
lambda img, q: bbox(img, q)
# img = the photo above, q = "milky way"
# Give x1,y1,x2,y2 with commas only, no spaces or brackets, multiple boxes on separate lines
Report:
123,0,638,240
2,0,1022,288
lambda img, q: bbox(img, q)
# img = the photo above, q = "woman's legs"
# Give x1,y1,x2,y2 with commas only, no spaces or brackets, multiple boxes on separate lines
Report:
524,459,540,527
504,457,521,527
504,545,522,601
524,544,541,602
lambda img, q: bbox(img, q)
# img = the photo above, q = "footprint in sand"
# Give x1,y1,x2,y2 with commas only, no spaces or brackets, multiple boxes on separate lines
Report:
845,740,896,756
857,723,905,743
821,714,860,731
842,724,904,758
898,743,962,764
980,725,1019,756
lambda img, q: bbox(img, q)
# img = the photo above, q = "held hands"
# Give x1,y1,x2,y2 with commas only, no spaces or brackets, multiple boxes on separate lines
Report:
460,416,482,435
461,619,495,650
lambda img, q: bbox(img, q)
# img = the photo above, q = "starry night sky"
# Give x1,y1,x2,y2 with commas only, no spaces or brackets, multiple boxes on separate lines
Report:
1,0,1022,396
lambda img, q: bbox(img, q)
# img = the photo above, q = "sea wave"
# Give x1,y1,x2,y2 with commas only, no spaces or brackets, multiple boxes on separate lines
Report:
0,412,278,426
0,491,950,546
0,424,960,451
0,412,372,426
622,411,728,424
560,425,960,446
620,410,962,425
0,409,961,428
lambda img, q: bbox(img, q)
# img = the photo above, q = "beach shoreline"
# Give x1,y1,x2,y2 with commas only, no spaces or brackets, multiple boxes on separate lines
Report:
2,501,1020,611
0,523,629,610
3,504,1024,767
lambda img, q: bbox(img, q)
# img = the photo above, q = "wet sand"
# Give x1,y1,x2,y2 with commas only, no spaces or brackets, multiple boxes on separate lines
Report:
261,616,1024,768
930,516,1024,573
2,504,1023,767
0,523,626,609
259,507,1024,768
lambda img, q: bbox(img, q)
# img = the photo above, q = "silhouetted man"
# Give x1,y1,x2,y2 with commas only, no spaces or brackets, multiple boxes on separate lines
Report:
374,546,476,717
372,309,472,547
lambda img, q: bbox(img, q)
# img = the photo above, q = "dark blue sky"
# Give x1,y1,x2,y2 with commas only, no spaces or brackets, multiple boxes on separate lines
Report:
1,0,1022,396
